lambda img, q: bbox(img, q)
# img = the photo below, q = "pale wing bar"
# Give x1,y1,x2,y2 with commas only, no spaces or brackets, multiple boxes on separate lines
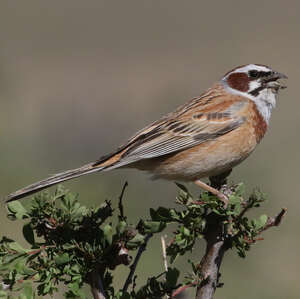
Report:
118,117,245,164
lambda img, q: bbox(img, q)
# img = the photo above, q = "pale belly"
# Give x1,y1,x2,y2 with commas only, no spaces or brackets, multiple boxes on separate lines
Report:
130,124,259,181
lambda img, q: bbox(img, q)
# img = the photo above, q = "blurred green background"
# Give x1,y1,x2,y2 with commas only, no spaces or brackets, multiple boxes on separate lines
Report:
0,1,299,298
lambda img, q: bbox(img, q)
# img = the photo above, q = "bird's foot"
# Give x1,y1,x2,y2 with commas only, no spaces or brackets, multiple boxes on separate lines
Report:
194,179,229,209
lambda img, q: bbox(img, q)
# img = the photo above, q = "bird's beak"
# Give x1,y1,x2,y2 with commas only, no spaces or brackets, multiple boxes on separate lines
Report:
264,71,288,91
273,71,288,80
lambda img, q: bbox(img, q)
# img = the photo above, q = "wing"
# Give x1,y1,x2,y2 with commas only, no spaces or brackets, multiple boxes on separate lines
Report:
95,87,248,169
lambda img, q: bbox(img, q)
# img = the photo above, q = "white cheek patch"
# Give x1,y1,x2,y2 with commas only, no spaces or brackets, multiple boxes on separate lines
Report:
222,79,276,125
249,80,260,92
222,64,280,125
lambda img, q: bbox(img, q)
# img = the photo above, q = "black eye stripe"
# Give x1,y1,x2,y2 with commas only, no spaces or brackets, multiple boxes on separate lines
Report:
249,70,272,79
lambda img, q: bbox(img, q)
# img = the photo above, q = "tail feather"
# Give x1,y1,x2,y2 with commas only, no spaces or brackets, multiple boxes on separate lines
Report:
5,163,104,202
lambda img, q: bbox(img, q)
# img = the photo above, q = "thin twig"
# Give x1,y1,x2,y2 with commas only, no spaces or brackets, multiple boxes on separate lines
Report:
118,181,128,220
90,270,106,299
239,198,256,218
161,235,170,299
161,235,168,272
123,233,153,292
172,281,198,298
260,208,287,233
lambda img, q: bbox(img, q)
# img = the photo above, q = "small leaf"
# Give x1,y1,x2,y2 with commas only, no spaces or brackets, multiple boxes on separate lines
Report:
127,233,145,246
182,227,190,237
257,214,268,229
7,201,28,219
116,291,131,299
150,207,171,221
229,195,241,205
23,224,35,245
235,183,246,196
23,283,34,299
8,242,28,253
166,267,180,288
55,253,70,265
116,221,127,235
175,182,188,193
143,221,166,233
103,224,113,245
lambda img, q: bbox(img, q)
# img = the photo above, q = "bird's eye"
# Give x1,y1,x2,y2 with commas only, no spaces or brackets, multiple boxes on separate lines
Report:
249,70,259,78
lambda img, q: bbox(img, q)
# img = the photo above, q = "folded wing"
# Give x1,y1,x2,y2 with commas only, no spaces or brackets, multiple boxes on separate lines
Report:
95,95,248,169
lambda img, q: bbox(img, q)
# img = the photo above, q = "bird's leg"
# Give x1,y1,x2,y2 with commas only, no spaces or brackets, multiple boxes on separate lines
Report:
209,169,232,189
194,179,229,208
194,170,232,208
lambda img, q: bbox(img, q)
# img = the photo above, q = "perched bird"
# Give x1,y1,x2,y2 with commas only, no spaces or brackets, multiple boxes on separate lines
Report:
5,64,287,205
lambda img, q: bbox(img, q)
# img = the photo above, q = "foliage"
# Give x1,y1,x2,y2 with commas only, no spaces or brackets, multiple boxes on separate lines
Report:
0,182,279,298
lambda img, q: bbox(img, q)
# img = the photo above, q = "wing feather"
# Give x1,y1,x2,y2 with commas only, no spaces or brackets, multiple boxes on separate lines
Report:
94,87,249,169
117,98,247,164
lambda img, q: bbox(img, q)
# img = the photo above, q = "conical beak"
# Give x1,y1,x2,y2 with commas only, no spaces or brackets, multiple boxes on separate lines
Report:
273,71,288,80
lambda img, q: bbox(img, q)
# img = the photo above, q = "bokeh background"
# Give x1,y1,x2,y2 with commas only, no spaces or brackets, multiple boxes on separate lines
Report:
0,1,299,298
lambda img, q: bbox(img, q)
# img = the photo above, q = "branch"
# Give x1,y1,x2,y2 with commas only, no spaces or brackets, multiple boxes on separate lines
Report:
161,235,168,272
123,233,153,292
118,181,128,220
161,235,171,299
89,270,106,299
260,208,287,233
194,174,233,299
195,213,228,299
172,281,198,298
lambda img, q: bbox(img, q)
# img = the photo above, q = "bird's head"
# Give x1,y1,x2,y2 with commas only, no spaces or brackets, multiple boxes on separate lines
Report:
222,64,287,123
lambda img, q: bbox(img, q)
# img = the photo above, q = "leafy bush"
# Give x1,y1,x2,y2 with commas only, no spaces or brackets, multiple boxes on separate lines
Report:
0,182,285,299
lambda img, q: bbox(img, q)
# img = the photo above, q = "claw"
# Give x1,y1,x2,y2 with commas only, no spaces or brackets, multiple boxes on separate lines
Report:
216,192,229,209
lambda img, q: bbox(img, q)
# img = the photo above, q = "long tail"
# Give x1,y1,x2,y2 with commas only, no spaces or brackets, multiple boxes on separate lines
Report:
5,162,105,202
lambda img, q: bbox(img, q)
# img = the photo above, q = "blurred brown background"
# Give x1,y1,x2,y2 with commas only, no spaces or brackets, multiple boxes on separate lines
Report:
0,1,299,298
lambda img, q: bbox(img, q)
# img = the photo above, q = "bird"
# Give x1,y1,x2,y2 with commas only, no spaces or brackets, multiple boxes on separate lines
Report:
5,64,287,206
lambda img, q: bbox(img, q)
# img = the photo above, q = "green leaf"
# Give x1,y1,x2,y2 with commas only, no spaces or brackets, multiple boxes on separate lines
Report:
182,227,190,237
142,221,166,233
256,214,268,229
103,224,113,245
165,267,180,288
7,201,28,219
127,233,145,246
23,283,34,299
116,221,127,235
150,207,171,221
235,183,246,196
116,291,131,299
8,242,28,253
229,195,241,205
55,253,70,265
23,224,35,245
175,182,188,193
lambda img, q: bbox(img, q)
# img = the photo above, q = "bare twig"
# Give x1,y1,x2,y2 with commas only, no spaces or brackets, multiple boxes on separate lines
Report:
118,182,128,220
172,281,198,298
161,235,168,272
161,235,170,299
260,208,287,233
123,233,153,292
89,270,106,299
239,197,256,218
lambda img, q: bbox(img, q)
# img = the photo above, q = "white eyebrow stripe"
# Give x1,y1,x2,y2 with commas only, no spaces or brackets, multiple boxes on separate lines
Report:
230,64,271,75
